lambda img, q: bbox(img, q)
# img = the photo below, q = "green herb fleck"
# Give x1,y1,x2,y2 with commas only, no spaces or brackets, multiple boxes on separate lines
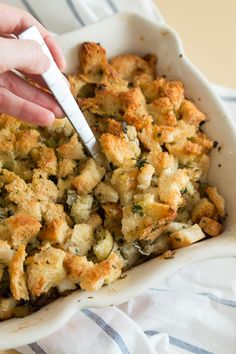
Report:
151,225,159,232
175,237,181,241
132,204,144,216
181,188,187,195
109,162,117,171
178,163,185,169
135,158,148,170
121,121,128,134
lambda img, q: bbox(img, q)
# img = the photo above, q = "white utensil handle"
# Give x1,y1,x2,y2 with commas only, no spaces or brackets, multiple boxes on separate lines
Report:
18,25,99,158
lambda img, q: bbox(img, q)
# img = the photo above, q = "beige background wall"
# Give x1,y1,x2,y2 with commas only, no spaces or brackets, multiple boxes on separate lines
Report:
156,0,236,89
0,2,236,354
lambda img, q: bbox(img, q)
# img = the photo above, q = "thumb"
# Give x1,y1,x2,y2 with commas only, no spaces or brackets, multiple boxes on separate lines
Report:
0,37,50,74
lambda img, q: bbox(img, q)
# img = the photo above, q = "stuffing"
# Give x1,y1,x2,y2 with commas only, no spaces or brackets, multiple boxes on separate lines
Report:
147,150,177,175
170,224,205,249
71,194,93,223
67,224,94,256
15,129,40,159
191,198,216,223
94,182,119,203
0,297,17,321
79,252,123,291
126,125,141,158
40,219,69,245
137,118,160,151
68,74,91,98
111,167,139,205
0,114,21,131
120,87,149,131
102,203,123,239
79,42,126,89
58,158,76,178
110,54,156,83
36,146,57,175
158,168,189,207
93,228,113,261
26,246,66,297
166,140,203,165
0,128,15,154
6,213,41,248
48,118,74,137
86,213,102,230
31,169,59,202
64,251,123,291
57,134,85,160
0,43,226,320
9,245,29,300
41,202,65,224
180,99,206,126
16,199,42,222
140,77,166,103
137,164,155,190
79,90,122,116
122,193,176,242
191,131,213,151
3,170,33,204
199,216,223,237
205,186,225,216
0,240,13,265
100,133,136,166
72,158,105,194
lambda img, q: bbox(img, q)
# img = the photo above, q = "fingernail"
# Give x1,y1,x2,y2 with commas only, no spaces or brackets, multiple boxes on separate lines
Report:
41,112,55,126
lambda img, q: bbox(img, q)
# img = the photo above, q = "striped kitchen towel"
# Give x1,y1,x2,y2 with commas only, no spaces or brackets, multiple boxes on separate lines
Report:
1,0,236,353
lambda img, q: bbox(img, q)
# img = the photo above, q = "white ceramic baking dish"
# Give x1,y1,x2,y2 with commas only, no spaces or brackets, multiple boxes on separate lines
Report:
1,12,236,350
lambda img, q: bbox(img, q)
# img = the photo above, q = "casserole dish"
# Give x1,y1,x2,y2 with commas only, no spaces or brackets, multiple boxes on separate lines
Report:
0,12,236,350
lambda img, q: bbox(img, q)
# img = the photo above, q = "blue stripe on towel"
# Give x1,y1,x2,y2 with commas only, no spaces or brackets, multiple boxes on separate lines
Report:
65,0,85,26
106,0,119,12
145,331,213,354
28,342,47,354
149,288,236,309
197,292,236,308
20,0,43,24
81,308,130,354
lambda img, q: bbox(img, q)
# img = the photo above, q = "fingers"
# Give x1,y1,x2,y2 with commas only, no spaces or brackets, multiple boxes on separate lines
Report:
0,86,55,126
44,35,66,72
0,71,65,117
0,37,50,74
23,72,70,90
0,3,66,71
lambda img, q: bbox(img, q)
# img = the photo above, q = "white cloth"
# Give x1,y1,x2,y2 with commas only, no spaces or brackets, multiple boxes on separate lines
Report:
2,0,235,353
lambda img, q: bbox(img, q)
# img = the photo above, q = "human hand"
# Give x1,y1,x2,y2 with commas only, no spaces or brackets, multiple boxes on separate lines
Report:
0,3,67,126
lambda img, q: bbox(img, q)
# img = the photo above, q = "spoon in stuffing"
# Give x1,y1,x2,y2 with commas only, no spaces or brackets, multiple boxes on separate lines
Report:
18,25,101,162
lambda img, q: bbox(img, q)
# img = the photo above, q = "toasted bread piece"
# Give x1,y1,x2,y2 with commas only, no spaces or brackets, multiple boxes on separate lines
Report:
64,251,123,291
9,245,29,300
122,193,176,242
72,159,105,194
205,186,225,216
170,224,205,249
0,239,13,266
27,246,66,297
199,216,223,237
57,134,85,160
7,213,41,248
191,198,216,223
